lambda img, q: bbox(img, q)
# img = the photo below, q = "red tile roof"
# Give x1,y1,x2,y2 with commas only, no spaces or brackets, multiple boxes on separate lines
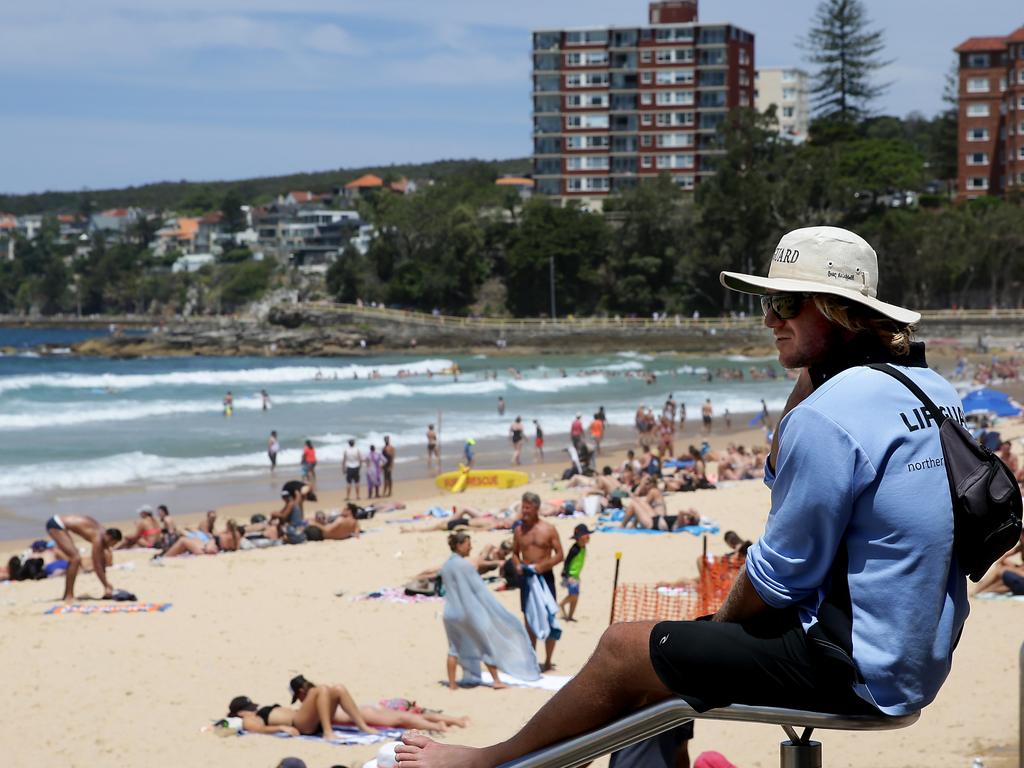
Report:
1007,26,1024,43
389,177,410,193
345,174,384,189
495,177,535,187
289,191,314,203
955,36,1008,53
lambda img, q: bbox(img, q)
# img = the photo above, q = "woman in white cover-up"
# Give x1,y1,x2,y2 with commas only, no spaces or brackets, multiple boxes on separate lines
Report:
440,532,540,689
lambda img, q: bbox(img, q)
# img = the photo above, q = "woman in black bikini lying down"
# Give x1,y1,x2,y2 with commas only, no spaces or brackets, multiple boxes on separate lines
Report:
227,684,379,739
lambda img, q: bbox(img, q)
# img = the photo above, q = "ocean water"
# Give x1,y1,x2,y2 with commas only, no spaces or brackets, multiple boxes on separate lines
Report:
0,335,791,528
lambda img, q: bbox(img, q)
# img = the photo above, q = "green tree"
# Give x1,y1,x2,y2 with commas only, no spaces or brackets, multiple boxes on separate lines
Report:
602,175,693,314
221,189,247,232
802,0,891,123
215,259,275,310
505,198,608,317
693,108,786,314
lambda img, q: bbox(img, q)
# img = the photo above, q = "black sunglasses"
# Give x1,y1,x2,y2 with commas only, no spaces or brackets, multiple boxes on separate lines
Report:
760,293,810,320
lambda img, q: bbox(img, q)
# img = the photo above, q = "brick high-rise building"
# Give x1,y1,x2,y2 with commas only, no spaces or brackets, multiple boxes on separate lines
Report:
532,0,755,207
954,27,1024,199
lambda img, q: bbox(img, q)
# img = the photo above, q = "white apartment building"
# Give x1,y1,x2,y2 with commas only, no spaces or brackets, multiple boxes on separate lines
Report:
755,68,809,142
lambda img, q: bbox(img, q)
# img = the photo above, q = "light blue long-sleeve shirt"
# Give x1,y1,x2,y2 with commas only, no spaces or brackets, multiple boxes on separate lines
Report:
745,360,969,715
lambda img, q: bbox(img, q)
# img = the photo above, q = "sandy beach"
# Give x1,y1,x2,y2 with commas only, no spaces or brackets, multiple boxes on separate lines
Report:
2,406,1023,768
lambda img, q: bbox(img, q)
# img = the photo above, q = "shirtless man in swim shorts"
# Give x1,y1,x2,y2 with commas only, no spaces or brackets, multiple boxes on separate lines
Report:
512,491,564,672
45,514,122,602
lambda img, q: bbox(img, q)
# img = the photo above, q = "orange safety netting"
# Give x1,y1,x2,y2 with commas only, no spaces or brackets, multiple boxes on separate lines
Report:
610,557,744,624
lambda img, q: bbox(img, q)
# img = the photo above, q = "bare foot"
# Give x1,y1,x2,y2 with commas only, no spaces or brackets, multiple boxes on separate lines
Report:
447,682,459,691
395,733,490,768
541,661,556,672
491,680,508,690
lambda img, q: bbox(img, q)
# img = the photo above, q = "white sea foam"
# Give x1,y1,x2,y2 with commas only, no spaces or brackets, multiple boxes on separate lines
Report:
616,351,655,361
0,358,456,394
509,375,608,393
600,361,645,372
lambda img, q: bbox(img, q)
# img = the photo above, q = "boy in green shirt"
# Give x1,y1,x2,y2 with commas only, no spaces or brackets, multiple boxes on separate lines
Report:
559,524,592,621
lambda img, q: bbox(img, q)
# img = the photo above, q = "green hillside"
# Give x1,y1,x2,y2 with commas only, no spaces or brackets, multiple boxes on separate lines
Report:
0,157,533,215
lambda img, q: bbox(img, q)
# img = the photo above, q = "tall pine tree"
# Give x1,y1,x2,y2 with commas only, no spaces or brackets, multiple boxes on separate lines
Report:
802,0,891,123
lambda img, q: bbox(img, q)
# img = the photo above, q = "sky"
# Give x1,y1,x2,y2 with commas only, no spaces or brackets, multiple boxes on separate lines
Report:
1,1,1022,194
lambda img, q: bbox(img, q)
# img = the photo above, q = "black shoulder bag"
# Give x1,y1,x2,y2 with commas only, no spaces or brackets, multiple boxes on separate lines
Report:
869,363,1022,582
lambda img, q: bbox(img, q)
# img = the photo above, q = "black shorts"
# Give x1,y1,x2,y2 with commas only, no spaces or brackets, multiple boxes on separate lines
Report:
345,466,360,483
648,610,879,715
520,569,556,612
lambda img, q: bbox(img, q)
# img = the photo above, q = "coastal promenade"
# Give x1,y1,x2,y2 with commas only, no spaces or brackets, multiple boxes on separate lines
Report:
5,304,1024,357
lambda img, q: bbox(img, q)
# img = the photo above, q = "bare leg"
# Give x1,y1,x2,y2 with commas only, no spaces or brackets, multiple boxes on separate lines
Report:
49,528,81,602
542,638,556,672
395,622,671,767
484,663,507,689
329,684,379,734
447,655,459,690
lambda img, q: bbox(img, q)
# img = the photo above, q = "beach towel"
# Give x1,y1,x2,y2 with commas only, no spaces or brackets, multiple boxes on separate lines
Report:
46,602,171,615
353,587,443,604
596,523,720,537
212,724,403,746
522,569,562,643
441,554,541,683
445,673,572,691
975,592,1024,601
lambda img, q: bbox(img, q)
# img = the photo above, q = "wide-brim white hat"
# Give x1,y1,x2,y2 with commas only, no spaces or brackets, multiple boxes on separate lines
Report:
361,740,400,768
719,226,920,324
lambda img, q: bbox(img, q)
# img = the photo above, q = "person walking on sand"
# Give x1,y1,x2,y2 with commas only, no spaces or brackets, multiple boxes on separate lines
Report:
570,413,584,451
426,424,440,473
509,416,525,465
382,435,396,497
701,398,713,435
511,491,564,672
533,419,544,463
343,439,362,500
679,402,687,434
45,514,122,602
268,430,280,472
440,532,541,690
395,226,971,768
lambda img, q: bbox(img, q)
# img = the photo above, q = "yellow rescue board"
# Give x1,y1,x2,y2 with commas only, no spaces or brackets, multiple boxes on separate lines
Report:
435,466,530,493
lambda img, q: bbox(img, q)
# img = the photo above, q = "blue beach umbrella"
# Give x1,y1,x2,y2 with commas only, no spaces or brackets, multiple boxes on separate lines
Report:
961,388,1023,418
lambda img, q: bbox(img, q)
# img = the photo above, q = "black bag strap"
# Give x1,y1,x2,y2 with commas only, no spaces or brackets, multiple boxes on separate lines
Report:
867,363,947,426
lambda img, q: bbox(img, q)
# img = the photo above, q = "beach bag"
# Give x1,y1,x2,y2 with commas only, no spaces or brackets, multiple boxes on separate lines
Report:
870,364,1023,582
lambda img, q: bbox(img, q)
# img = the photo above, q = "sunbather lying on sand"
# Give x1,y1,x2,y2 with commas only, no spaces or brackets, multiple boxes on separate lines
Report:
656,531,752,588
307,508,361,540
228,684,379,739
620,498,701,531
157,520,241,557
117,506,164,549
288,675,469,732
400,507,519,533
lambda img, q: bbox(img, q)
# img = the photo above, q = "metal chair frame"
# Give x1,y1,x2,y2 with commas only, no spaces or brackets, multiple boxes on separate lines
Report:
500,697,920,768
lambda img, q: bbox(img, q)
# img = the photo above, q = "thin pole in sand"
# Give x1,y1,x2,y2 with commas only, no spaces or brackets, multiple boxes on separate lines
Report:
608,551,622,625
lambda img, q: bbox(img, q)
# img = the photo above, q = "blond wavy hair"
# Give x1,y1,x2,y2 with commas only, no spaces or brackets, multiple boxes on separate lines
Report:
812,294,915,356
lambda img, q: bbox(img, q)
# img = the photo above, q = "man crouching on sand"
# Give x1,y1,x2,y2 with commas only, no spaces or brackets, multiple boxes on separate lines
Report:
395,226,971,767
45,514,121,602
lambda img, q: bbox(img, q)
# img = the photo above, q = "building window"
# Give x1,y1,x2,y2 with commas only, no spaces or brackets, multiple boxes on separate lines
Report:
1019,68,1024,84
967,128,989,141
782,70,797,82
782,106,795,118
966,77,989,93
738,49,750,66
656,112,671,127
1019,146,1024,161
673,175,695,190
966,103,990,117
656,132,693,148
657,70,695,86
641,135,653,147
1000,76,1007,92
656,90,694,106
641,92,653,105
641,71,653,84
966,177,989,190
739,70,750,86
967,152,989,165
641,113,653,126
782,88,797,100
641,156,653,169
967,53,990,68
641,51,652,64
